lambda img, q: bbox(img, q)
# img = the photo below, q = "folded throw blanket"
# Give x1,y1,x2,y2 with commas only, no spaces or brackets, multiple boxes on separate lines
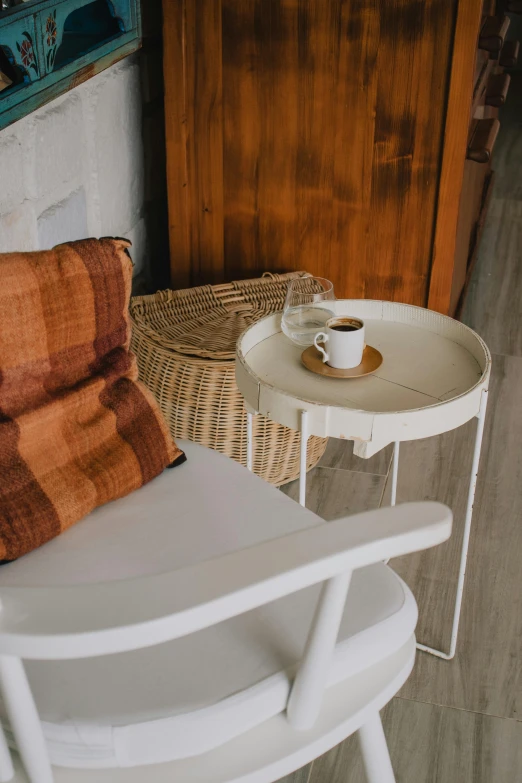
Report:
0,238,184,561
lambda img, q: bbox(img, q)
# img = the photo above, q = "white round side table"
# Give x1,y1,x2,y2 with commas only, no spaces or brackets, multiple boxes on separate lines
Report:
235,300,491,660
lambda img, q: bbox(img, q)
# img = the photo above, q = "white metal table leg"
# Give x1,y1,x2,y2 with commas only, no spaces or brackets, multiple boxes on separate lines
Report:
299,410,309,507
383,442,401,564
417,388,489,660
358,712,396,783
246,411,253,472
390,441,400,507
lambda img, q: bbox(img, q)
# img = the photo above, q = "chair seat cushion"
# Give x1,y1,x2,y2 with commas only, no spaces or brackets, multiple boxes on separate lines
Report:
4,564,416,770
0,441,417,769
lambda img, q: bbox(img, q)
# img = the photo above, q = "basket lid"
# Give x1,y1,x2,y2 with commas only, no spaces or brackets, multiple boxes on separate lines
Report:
130,273,310,360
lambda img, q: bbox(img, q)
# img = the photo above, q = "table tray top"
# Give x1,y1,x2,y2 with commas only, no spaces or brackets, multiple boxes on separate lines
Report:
236,300,491,456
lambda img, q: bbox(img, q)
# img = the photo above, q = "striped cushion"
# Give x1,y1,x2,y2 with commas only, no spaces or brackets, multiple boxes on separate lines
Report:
0,237,183,561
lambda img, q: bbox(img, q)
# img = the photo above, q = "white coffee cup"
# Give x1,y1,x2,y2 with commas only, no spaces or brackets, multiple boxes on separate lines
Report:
313,316,365,369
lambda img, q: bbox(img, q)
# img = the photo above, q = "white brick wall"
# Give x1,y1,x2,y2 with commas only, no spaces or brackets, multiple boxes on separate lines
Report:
0,55,147,276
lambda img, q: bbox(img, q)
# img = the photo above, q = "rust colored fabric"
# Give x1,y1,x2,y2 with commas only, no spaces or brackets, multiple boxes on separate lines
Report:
0,238,184,561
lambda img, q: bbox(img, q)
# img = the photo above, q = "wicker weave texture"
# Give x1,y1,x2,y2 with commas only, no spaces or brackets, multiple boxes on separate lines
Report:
130,273,327,485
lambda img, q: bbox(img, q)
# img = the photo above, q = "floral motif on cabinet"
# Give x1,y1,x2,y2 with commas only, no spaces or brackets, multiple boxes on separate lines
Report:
44,10,58,70
0,0,140,131
16,31,38,77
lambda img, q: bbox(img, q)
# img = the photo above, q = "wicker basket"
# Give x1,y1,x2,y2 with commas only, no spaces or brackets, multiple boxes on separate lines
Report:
130,272,328,485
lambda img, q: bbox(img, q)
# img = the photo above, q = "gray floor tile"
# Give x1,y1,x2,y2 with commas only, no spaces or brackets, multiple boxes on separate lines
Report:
462,198,522,356
319,438,393,476
386,355,522,719
281,466,385,520
307,698,522,783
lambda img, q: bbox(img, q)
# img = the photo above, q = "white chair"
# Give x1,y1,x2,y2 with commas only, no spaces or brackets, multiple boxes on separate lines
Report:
0,440,451,783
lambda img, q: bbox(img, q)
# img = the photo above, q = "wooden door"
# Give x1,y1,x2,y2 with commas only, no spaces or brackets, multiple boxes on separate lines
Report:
164,0,456,303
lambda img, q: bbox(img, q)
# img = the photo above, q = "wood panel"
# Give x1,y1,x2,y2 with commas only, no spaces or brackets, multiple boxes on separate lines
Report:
222,0,301,277
163,0,191,288
330,1,378,299
189,0,224,285
164,0,225,287
427,0,484,313
364,0,454,304
293,2,338,289
164,0,457,304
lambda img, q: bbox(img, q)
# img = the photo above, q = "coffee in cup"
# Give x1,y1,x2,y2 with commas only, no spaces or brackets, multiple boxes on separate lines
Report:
313,317,365,369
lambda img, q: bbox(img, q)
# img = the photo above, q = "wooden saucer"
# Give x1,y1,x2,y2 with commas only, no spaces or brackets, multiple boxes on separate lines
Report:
301,344,383,378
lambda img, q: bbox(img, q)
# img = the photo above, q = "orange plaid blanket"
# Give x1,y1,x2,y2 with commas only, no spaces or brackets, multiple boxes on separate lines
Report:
0,238,184,561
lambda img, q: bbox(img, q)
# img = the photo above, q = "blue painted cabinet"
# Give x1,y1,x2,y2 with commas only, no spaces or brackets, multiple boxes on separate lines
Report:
0,0,141,130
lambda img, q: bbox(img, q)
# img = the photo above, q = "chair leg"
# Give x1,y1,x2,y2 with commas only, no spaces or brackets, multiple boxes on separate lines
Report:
358,712,396,783
0,656,53,783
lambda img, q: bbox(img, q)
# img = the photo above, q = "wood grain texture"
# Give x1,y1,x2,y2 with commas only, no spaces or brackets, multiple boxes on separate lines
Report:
330,0,378,299
188,0,225,285
308,698,522,783
164,0,457,305
222,0,301,277
472,52,495,117
427,0,484,314
467,117,500,163
163,0,225,287
478,14,510,53
163,0,191,288
485,73,511,107
364,0,453,305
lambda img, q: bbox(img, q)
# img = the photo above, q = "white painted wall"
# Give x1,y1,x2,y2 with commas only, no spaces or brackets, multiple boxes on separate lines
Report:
0,54,147,276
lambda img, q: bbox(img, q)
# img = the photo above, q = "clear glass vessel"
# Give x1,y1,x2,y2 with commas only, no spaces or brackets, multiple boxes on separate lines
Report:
281,277,335,346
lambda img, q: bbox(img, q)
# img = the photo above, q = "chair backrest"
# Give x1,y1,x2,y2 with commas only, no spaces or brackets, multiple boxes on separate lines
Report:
0,501,451,729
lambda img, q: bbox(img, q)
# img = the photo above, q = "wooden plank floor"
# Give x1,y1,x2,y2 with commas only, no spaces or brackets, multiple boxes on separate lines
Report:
278,73,522,782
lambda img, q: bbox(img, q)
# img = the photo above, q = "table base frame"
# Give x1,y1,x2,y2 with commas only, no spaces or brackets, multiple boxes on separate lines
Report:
246,388,488,661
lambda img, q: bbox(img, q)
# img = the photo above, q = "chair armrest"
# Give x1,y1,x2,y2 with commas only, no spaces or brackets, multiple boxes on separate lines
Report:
0,501,451,660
